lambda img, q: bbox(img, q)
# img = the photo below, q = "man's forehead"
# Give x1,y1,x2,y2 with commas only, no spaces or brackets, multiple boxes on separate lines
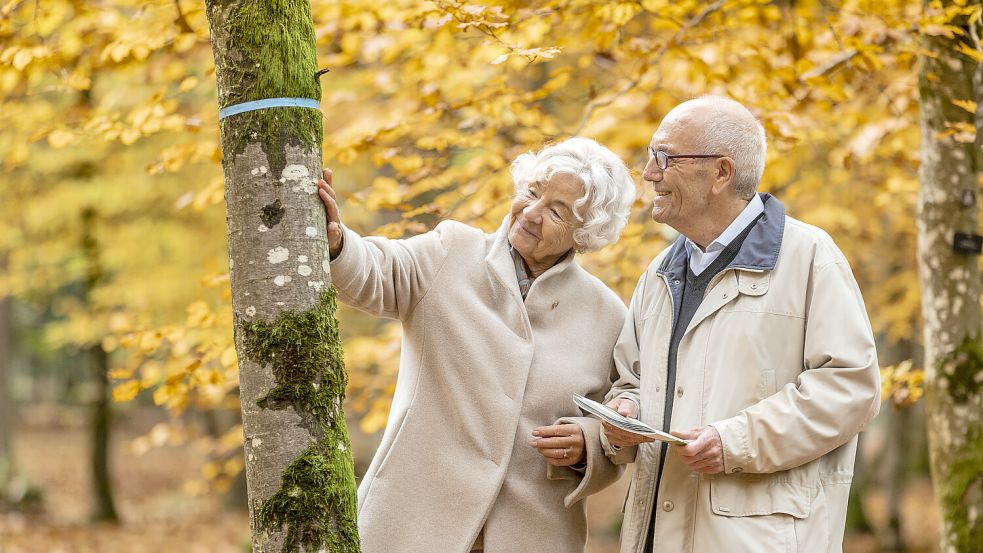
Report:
650,121,694,149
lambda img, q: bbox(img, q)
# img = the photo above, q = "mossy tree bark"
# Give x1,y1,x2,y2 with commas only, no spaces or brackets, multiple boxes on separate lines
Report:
916,5,983,551
205,2,359,552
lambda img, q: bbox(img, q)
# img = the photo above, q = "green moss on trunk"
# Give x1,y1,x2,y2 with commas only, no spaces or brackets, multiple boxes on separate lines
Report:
938,426,983,552
215,0,323,176
242,289,359,553
937,335,983,404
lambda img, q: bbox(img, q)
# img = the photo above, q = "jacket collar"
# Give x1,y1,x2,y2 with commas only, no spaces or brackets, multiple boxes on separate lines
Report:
657,192,785,279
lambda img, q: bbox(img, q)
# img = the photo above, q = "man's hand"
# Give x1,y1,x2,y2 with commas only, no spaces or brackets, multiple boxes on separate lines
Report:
672,426,724,474
316,168,344,258
530,424,585,466
601,397,655,448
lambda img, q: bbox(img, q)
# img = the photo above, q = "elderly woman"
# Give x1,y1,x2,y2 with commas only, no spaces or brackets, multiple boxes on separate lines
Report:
317,137,636,553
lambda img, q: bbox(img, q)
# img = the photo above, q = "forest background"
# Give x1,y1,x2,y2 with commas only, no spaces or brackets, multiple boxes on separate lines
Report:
0,0,977,551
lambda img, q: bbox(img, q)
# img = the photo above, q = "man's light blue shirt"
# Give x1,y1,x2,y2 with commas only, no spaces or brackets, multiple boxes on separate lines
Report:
684,193,765,276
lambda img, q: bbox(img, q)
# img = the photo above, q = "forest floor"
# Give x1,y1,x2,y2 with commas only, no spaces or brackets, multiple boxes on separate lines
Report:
0,404,939,553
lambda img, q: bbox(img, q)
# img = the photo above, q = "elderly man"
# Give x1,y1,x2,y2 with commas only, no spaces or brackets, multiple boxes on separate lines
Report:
601,96,880,553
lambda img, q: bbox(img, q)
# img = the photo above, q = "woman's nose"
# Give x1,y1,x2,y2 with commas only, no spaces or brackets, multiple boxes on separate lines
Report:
523,202,543,223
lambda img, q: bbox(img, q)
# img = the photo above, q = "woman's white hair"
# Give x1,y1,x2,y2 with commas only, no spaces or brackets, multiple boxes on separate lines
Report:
509,137,636,252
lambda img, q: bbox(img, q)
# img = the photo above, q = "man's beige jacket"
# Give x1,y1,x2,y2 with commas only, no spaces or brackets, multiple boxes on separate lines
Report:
330,218,626,553
606,195,880,553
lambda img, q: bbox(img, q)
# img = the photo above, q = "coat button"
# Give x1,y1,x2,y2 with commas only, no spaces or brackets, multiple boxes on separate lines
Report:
551,300,559,309
750,283,758,289
722,292,728,299
662,500,674,512
676,387,684,398
673,279,681,285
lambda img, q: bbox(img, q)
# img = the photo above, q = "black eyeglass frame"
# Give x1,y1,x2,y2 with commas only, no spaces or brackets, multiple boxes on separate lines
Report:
648,146,724,170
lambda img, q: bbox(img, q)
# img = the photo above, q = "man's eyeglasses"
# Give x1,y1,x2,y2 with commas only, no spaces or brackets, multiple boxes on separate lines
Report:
648,146,724,170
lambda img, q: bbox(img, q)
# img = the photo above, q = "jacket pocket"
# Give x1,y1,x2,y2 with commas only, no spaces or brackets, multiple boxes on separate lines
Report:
708,474,812,519
374,408,412,477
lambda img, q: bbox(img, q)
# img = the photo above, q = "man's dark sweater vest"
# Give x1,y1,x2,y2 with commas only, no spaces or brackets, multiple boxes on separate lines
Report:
643,216,762,553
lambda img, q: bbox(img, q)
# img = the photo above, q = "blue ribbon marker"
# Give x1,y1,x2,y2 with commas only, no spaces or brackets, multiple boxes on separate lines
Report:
218,97,321,120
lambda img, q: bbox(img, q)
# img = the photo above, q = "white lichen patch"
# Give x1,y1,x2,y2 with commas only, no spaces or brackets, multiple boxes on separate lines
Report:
323,260,331,274
229,258,234,269
305,226,317,237
308,280,324,292
281,164,318,194
298,265,312,276
338,441,346,451
298,255,308,262
273,275,292,286
245,306,256,317
251,437,262,448
258,225,269,233
267,246,289,264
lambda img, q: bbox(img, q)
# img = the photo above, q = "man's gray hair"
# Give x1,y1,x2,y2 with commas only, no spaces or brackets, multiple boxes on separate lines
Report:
510,137,636,252
687,95,767,200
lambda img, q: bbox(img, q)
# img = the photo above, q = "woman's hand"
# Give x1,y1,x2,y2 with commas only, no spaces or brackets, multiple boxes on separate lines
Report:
317,168,344,259
601,397,655,448
530,423,585,466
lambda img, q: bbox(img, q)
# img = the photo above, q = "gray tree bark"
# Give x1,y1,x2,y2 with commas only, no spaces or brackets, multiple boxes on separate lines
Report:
205,1,359,552
916,4,983,551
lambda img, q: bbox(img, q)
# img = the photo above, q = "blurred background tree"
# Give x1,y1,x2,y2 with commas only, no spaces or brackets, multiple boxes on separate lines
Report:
1,0,980,551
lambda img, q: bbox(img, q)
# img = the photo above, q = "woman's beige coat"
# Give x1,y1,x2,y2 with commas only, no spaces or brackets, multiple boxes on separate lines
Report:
329,217,626,553
606,197,880,553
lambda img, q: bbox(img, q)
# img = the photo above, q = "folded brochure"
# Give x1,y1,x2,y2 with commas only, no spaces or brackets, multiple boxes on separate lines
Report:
572,394,690,445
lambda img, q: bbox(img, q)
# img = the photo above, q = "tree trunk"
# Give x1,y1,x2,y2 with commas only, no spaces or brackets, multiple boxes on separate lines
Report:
0,257,13,489
916,5,983,551
205,2,359,552
81,208,119,523
89,344,119,522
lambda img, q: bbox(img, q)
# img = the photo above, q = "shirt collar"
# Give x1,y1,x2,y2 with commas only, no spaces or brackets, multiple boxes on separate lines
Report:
684,193,765,256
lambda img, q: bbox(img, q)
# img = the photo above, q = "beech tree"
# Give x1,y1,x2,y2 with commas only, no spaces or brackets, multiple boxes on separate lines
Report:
916,2,983,552
204,1,359,551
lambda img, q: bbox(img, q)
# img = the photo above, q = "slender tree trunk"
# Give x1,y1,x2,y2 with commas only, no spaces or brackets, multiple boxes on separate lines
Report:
81,208,119,523
917,4,983,551
89,344,118,522
0,258,13,489
205,2,359,552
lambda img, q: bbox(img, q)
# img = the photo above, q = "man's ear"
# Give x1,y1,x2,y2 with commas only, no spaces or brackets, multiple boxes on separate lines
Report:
711,157,735,195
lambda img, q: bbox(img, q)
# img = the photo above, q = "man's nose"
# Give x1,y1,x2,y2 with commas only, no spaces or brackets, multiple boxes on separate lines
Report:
642,158,663,182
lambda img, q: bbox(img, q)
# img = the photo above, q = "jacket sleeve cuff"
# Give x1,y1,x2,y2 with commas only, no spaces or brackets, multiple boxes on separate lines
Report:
710,416,750,474
328,225,365,294
599,427,638,464
546,417,624,507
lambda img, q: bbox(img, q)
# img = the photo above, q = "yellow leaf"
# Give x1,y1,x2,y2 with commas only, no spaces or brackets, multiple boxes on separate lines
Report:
12,49,31,70
957,42,983,63
179,76,199,92
951,99,977,115
220,346,238,369
113,381,142,402
47,129,76,149
109,368,134,380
